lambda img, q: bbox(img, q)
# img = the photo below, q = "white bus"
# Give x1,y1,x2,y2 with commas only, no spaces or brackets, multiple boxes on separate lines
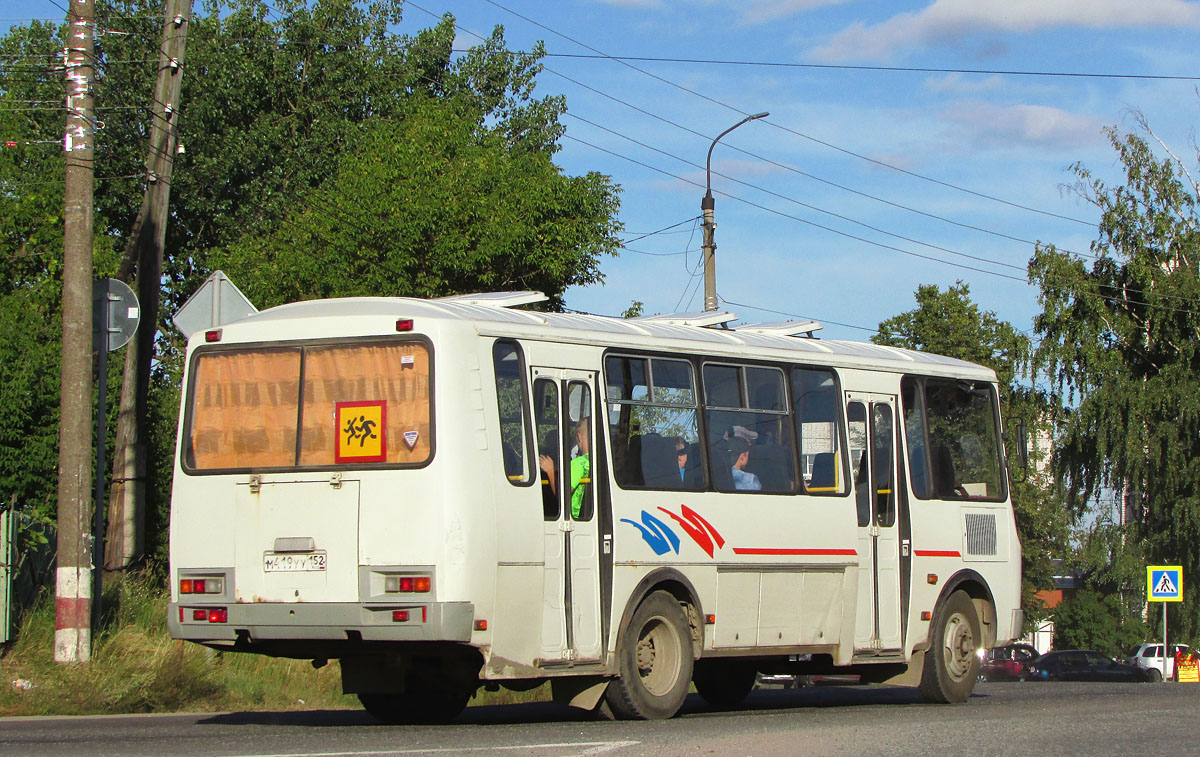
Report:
168,291,1022,722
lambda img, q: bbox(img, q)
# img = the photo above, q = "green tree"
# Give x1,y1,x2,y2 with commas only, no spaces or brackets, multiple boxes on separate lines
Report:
215,95,621,309
1051,590,1144,656
873,282,1071,633
0,1,622,563
1029,114,1200,642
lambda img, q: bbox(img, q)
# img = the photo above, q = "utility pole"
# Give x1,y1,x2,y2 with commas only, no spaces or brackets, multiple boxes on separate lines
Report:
106,0,191,572
701,112,768,312
56,0,96,663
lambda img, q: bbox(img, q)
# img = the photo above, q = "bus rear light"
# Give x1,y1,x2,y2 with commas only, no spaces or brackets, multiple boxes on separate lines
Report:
204,329,222,342
921,611,932,621
208,608,228,623
395,319,413,332
474,619,487,631
193,609,206,621
384,575,431,593
704,614,716,625
927,574,939,585
392,610,409,622
180,577,223,594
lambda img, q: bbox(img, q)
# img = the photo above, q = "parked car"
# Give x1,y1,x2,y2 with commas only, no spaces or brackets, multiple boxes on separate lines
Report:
1126,643,1191,681
980,643,1040,681
1028,649,1149,682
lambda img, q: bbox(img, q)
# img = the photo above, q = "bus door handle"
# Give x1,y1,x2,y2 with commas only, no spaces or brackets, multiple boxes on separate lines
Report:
560,521,574,533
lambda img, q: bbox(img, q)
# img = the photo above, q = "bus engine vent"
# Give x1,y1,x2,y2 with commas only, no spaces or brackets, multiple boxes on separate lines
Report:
964,512,997,556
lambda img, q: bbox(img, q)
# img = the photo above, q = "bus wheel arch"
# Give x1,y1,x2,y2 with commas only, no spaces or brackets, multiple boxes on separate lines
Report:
616,569,704,660
936,570,998,650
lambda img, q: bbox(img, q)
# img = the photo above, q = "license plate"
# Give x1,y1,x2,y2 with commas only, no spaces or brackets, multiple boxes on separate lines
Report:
263,551,327,572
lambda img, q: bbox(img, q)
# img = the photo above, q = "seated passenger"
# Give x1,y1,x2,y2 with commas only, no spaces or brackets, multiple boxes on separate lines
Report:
728,437,762,491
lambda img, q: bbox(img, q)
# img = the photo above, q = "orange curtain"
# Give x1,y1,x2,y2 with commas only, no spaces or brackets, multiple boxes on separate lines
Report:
187,349,301,470
298,343,431,466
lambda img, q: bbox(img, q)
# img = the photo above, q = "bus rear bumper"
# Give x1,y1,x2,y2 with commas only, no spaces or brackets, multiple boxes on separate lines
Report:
168,601,474,643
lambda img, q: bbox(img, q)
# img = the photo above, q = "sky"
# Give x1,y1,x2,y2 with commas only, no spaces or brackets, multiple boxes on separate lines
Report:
3,0,1199,341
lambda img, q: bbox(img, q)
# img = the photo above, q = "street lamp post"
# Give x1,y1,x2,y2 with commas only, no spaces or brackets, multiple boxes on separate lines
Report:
701,111,769,312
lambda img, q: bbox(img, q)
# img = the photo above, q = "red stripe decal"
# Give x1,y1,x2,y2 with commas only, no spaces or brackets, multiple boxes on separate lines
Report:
731,547,858,556
914,550,962,557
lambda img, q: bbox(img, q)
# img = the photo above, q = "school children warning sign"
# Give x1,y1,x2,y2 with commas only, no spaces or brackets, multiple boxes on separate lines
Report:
335,400,387,463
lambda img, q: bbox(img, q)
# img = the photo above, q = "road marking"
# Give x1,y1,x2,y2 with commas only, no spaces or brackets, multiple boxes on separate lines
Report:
233,741,640,757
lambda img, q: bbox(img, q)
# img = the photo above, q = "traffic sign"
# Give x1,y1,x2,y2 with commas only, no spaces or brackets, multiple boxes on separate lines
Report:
92,278,140,352
1147,565,1183,602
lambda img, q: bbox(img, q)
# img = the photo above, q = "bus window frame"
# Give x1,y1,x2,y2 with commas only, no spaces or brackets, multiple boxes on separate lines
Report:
700,360,795,495
493,339,536,488
789,364,851,498
902,374,1008,503
603,350,704,493
180,334,436,476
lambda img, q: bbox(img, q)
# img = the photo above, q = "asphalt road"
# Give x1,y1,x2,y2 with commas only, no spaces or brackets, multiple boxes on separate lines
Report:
1,681,1196,756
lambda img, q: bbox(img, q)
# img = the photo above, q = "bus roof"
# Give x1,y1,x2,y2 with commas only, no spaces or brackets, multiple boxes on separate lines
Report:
221,291,998,382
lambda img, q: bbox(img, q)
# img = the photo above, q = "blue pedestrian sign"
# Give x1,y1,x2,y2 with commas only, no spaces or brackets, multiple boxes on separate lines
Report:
1147,565,1183,603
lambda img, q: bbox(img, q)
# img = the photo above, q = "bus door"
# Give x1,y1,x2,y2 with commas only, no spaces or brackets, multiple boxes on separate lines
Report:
847,394,903,653
532,368,603,665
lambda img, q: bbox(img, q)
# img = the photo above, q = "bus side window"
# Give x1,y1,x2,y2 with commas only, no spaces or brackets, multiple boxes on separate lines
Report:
534,378,560,520
792,366,845,495
493,340,532,485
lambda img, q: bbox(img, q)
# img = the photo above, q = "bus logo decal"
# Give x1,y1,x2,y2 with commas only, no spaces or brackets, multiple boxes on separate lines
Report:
620,511,681,556
657,505,725,558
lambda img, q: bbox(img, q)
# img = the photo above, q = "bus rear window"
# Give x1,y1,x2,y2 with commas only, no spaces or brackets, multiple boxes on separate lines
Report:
185,341,432,471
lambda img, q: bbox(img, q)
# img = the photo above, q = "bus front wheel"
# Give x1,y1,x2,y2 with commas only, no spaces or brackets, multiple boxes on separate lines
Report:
919,590,982,704
605,590,694,720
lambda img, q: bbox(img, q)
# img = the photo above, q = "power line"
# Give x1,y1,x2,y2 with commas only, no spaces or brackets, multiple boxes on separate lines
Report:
564,110,1028,273
541,52,1200,83
475,0,1093,228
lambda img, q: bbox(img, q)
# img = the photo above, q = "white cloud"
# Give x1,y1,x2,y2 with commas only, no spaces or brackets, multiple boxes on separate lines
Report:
941,102,1105,149
809,0,1200,61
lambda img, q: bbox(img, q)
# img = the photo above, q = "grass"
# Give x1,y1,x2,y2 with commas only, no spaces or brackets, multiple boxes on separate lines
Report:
0,572,550,717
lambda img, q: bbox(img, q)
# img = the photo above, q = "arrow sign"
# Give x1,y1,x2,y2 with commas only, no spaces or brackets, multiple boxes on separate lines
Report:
1147,565,1183,602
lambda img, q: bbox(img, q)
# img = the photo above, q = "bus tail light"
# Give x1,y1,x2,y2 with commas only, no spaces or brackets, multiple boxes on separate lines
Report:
384,575,431,593
180,577,223,595
396,319,414,332
208,608,227,623
204,329,222,342
474,619,487,631
392,610,409,622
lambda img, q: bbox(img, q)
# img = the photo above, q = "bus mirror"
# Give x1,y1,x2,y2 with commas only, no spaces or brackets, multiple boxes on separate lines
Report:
1015,421,1029,470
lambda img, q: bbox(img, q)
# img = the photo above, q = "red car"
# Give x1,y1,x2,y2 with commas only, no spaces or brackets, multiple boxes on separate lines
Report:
980,643,1040,681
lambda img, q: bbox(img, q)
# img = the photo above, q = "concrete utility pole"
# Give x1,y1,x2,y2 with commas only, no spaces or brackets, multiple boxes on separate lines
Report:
701,112,768,312
56,0,96,663
107,0,191,572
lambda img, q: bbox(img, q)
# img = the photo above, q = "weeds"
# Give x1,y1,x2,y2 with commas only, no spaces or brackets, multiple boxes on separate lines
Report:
0,571,552,716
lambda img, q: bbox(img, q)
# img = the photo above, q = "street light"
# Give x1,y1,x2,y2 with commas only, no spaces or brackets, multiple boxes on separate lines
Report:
702,111,769,312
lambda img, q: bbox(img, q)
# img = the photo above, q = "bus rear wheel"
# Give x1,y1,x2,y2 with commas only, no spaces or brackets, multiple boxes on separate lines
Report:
605,591,694,720
919,590,982,704
357,686,470,724
693,659,757,708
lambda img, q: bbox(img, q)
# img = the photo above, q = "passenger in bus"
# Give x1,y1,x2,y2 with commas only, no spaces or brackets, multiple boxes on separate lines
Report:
537,417,591,518
569,417,591,518
728,437,762,491
674,437,688,483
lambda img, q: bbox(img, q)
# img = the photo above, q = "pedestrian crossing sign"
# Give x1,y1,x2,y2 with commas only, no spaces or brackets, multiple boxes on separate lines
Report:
1147,565,1183,602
